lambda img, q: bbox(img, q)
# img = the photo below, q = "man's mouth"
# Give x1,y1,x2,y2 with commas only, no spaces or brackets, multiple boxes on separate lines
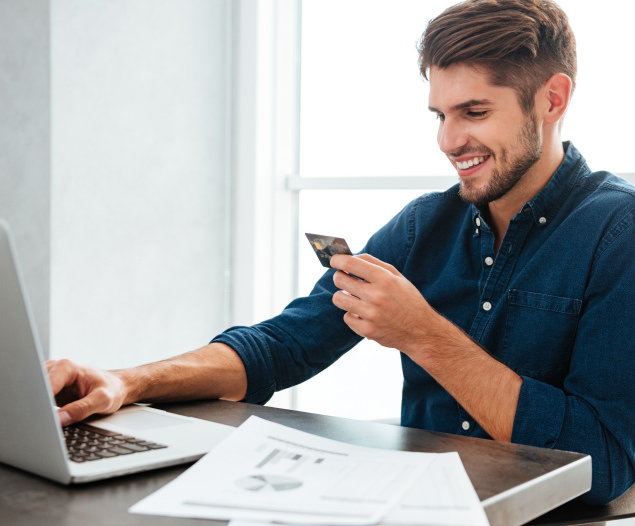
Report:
456,156,488,170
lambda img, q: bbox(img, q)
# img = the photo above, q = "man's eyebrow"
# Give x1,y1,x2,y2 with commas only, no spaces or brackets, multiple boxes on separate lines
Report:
428,99,494,113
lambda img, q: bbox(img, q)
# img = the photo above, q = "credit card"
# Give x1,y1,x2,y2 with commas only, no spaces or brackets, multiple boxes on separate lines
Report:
305,233,352,268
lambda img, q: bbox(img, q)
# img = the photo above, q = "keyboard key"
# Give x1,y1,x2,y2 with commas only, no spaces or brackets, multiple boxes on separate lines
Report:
107,446,136,456
63,423,167,463
119,443,150,452
95,450,118,459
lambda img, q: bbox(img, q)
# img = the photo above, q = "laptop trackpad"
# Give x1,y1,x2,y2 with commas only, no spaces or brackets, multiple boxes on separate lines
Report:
95,407,189,431
89,406,234,452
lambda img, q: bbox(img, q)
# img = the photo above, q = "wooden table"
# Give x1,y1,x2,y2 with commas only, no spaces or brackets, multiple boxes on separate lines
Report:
0,399,595,526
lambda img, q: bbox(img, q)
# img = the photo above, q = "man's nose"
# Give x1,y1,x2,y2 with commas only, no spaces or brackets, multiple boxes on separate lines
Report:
437,118,469,155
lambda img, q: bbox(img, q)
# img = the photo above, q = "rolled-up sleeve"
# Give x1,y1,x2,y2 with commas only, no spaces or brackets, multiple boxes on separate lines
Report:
211,200,416,405
512,207,635,504
212,276,362,405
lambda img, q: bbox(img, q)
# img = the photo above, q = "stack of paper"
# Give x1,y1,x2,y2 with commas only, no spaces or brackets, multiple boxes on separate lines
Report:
130,416,489,525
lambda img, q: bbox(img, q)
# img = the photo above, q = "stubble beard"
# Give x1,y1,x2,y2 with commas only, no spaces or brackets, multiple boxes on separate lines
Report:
459,114,543,208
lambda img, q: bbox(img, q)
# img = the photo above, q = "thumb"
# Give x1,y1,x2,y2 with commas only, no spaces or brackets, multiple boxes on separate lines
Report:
57,391,109,426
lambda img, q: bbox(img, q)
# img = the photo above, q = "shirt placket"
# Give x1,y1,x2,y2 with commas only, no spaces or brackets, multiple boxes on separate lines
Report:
458,211,532,435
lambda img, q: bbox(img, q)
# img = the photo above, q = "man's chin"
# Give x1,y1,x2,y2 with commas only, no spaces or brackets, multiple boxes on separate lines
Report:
458,183,492,208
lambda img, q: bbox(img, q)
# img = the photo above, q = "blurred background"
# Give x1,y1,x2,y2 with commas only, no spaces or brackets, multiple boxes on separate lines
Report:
1,0,633,427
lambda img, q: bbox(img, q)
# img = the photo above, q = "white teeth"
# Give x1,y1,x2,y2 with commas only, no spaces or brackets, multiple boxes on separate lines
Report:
456,156,485,170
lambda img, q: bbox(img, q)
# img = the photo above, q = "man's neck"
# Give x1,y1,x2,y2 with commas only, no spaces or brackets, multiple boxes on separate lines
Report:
487,139,565,252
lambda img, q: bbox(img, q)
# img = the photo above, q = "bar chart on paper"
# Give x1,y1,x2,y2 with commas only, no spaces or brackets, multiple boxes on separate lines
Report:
131,416,437,525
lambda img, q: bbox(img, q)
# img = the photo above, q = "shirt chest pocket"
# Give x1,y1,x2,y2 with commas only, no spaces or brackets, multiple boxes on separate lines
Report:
501,289,582,385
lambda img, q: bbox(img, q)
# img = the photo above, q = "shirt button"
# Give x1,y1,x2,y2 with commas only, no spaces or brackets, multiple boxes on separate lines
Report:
462,421,470,431
475,217,481,227
482,301,492,311
539,217,547,224
484,256,494,266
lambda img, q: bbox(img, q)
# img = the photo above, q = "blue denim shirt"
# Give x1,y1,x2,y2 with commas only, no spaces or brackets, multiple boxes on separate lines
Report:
214,143,635,504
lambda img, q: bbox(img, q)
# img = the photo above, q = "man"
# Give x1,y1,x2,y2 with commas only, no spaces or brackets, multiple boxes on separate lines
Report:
47,0,635,505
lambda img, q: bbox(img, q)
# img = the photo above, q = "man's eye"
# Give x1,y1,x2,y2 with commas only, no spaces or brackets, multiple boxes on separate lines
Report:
436,113,445,122
468,111,487,118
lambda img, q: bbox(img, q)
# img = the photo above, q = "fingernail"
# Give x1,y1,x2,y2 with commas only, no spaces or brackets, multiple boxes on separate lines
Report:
59,411,71,426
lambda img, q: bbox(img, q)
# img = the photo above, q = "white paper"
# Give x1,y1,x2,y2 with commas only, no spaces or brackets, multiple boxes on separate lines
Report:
383,452,489,525
131,416,488,525
225,453,489,526
130,416,436,525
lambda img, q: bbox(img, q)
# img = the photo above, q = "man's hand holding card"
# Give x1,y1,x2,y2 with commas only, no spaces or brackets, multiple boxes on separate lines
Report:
329,253,434,357
305,233,434,359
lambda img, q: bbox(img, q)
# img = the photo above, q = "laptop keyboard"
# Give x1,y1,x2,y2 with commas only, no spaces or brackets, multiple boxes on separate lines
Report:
63,423,168,463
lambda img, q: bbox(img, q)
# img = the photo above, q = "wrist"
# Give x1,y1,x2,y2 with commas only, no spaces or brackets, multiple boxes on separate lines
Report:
113,367,143,406
405,309,465,372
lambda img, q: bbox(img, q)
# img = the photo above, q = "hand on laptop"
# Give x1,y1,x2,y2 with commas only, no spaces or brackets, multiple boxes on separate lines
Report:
45,359,128,426
45,343,249,427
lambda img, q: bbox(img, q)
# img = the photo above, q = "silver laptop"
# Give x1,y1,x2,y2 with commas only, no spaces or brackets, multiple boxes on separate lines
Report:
0,219,234,483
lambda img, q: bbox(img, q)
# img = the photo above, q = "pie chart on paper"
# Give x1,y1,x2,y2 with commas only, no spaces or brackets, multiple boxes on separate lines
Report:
235,474,303,492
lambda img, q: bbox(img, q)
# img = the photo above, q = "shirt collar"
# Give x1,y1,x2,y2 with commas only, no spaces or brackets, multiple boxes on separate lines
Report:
523,141,588,227
470,141,588,228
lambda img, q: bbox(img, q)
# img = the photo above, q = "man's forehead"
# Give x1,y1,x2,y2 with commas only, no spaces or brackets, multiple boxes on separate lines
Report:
428,64,514,110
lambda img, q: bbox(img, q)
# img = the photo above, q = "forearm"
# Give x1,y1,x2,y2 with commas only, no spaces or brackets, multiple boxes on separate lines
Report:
330,253,522,441
408,312,522,442
211,286,363,405
117,342,247,405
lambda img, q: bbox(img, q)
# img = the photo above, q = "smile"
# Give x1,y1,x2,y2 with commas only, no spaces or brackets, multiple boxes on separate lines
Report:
456,156,487,170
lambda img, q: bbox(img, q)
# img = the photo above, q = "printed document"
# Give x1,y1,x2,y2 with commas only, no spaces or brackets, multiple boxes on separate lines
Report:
130,416,488,525
225,454,489,526
382,452,489,525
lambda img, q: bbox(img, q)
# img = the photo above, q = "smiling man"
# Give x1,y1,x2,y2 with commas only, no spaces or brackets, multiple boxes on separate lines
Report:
47,0,635,505
427,62,567,249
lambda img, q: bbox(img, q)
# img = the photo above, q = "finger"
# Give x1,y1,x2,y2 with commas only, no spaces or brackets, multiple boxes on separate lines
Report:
330,254,362,272
331,253,399,281
333,270,366,298
342,311,367,338
46,359,79,396
330,254,377,283
45,359,60,376
57,388,116,426
332,289,363,314
57,399,92,426
355,253,402,276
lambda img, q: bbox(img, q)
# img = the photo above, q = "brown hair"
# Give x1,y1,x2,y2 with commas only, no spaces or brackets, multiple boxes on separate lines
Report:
417,0,577,113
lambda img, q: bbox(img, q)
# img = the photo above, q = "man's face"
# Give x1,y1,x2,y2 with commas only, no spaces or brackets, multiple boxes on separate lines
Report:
428,64,542,208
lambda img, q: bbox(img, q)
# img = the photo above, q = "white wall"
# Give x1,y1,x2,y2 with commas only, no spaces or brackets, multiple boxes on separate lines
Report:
48,0,232,368
1,0,296,371
0,0,51,353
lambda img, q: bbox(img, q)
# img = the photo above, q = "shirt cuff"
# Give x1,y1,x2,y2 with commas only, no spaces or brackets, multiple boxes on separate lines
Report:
512,375,566,448
212,327,276,405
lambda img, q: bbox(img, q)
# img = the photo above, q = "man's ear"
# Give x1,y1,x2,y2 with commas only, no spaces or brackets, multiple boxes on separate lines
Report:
541,73,572,124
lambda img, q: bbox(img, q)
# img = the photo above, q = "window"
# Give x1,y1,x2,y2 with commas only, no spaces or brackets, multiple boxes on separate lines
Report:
276,0,635,420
